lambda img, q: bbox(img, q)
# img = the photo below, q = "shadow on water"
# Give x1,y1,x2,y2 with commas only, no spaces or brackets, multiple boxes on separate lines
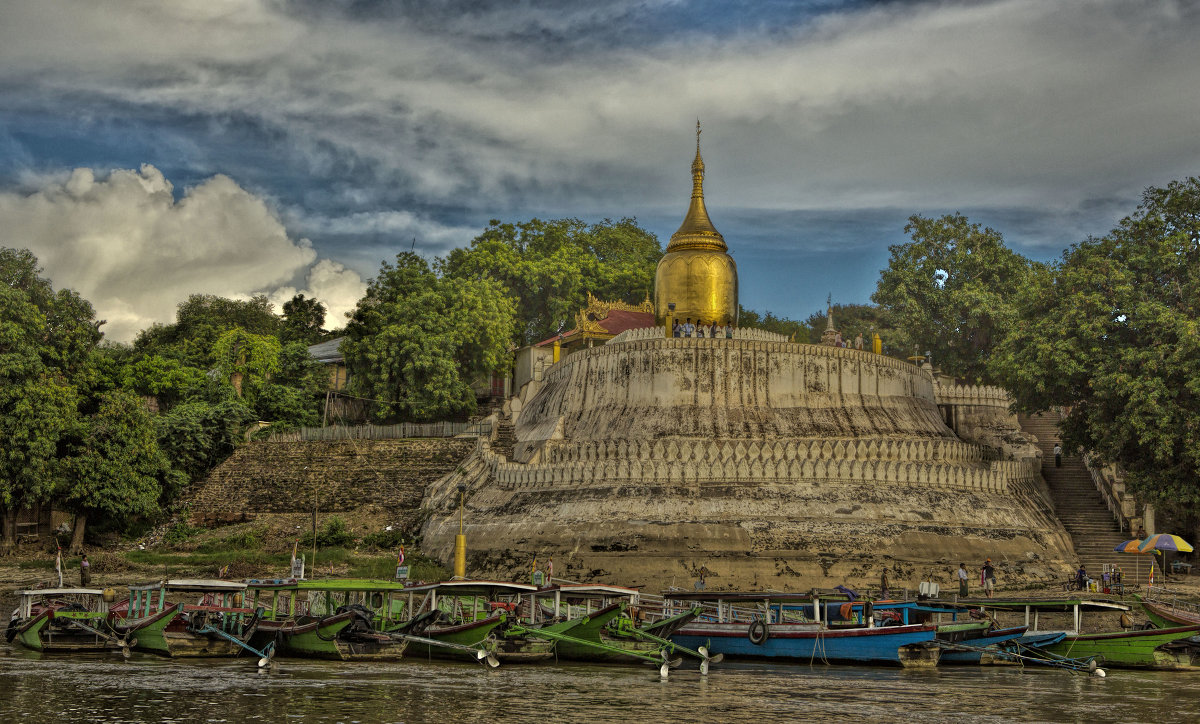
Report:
2,646,1198,722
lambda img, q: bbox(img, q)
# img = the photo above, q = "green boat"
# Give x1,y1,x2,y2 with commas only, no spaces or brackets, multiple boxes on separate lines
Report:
119,580,274,663
974,597,1200,669
7,588,124,654
399,580,553,662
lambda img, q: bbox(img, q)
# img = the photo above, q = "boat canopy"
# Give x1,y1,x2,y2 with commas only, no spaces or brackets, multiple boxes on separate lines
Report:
973,598,1130,613
294,578,410,592
15,588,106,597
128,579,248,593
665,591,821,603
403,580,540,596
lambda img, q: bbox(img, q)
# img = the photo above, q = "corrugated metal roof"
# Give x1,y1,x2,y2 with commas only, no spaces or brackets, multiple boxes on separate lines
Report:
307,336,345,363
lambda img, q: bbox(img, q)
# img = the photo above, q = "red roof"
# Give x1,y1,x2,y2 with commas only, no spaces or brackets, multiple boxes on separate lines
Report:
534,309,655,347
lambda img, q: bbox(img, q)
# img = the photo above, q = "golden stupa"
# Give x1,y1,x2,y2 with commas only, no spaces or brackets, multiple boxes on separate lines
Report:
653,122,739,327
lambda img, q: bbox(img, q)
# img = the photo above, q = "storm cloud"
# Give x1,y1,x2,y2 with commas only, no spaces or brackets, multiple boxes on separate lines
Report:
1,0,1199,323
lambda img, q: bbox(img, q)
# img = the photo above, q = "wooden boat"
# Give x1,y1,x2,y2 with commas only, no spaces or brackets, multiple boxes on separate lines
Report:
251,578,414,661
119,580,274,664
1134,593,1200,627
399,581,556,663
7,588,124,654
975,597,1200,669
664,591,938,666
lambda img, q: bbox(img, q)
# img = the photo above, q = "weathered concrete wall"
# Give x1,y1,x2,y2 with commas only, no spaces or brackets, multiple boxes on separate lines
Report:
423,337,1077,593
515,338,953,462
188,439,473,532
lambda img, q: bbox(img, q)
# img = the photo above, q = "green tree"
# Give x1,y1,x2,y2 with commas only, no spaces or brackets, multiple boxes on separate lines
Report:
63,390,175,551
989,178,1200,516
443,218,660,345
1,249,99,549
799,303,912,354
134,294,280,368
738,306,811,341
212,328,282,400
342,252,516,421
872,214,1040,381
281,293,326,345
156,397,255,485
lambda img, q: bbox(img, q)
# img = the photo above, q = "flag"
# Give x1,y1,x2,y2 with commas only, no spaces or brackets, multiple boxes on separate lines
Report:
397,545,405,566
1149,565,1155,587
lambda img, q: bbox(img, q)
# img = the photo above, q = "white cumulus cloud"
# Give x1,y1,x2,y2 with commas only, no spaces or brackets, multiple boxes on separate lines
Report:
0,165,366,342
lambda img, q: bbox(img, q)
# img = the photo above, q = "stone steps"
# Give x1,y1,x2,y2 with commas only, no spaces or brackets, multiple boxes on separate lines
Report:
1018,411,1128,573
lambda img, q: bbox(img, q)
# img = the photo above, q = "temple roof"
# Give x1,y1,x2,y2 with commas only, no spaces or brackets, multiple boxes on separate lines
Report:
666,121,726,253
535,294,655,347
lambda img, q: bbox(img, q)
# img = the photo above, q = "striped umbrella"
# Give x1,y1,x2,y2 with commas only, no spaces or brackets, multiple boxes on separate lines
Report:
1114,539,1157,583
1137,534,1194,553
1138,534,1193,586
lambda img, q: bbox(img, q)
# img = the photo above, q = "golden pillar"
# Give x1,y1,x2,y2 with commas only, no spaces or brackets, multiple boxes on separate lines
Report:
653,121,738,327
453,484,467,578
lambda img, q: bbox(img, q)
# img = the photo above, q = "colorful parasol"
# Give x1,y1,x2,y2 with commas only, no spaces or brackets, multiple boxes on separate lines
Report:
1137,534,1194,553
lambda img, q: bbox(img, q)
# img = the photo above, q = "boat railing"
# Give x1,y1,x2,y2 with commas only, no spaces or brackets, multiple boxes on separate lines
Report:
1144,587,1200,616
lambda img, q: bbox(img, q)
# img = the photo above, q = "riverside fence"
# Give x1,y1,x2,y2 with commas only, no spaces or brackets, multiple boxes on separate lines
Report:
265,420,492,442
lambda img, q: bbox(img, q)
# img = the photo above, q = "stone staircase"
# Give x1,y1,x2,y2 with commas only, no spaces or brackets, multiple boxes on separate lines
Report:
1019,412,1130,576
492,415,516,459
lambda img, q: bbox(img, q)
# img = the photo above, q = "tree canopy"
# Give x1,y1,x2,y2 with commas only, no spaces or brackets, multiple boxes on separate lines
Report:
872,214,1041,381
989,178,1200,515
342,252,516,421
443,218,660,345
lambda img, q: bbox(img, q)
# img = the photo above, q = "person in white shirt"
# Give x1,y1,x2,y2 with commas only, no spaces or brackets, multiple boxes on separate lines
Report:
683,319,696,337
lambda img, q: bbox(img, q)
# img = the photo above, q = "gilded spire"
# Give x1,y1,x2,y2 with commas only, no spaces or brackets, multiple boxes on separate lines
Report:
668,120,726,252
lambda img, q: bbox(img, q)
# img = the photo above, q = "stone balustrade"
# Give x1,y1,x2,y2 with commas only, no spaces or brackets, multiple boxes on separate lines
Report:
933,382,1012,409
608,326,790,344
538,436,988,466
471,435,1037,496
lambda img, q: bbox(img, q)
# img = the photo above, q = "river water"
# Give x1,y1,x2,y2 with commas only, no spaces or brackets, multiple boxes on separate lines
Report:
1,645,1195,723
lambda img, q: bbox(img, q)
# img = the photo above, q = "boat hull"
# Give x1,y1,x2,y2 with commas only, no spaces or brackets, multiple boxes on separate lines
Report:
250,613,354,660
1042,625,1200,669
404,616,505,661
14,611,119,653
671,622,937,665
938,625,1028,665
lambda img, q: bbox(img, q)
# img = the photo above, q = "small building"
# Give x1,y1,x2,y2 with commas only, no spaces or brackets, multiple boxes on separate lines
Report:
512,293,655,395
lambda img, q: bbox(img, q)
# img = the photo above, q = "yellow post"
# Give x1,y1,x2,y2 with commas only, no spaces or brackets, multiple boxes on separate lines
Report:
552,337,560,364
665,313,674,339
453,486,467,578
872,333,882,355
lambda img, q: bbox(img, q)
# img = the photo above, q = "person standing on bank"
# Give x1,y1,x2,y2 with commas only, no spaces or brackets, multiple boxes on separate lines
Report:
80,554,91,587
880,568,890,599
1053,443,1062,468
981,559,996,598
958,563,969,597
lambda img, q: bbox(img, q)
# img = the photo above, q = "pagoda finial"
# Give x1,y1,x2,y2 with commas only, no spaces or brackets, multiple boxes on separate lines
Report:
826,293,835,331
696,118,701,152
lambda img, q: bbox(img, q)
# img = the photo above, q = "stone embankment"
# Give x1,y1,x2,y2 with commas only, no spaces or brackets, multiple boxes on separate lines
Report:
187,438,474,534
422,337,1078,593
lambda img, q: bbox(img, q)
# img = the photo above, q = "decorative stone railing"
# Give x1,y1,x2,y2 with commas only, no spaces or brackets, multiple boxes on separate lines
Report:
608,326,791,345
538,436,989,466
1084,454,1137,533
933,382,1012,409
471,435,1032,496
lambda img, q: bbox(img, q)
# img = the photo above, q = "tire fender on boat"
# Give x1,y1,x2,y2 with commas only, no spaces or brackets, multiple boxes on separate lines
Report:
748,620,769,645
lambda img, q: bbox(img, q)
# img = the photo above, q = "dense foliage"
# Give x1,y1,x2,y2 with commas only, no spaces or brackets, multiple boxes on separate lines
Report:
443,218,661,345
873,214,1041,382
989,178,1200,516
342,252,516,421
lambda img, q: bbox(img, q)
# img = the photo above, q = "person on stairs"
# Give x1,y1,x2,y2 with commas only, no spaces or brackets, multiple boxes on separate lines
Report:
1054,443,1062,468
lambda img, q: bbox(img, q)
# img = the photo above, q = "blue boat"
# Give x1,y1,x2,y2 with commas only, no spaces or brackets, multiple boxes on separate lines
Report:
663,592,937,666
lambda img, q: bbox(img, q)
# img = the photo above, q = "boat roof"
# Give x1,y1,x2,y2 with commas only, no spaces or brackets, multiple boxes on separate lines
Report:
967,597,1130,612
128,579,247,592
15,588,105,596
665,591,820,603
294,578,409,592
549,583,641,597
403,579,540,595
